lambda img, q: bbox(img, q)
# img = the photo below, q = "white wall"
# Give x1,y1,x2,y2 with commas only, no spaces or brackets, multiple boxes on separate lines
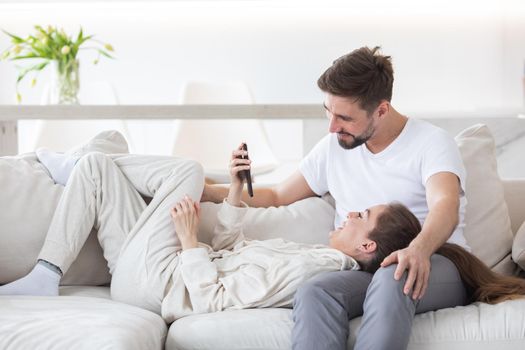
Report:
1,0,524,157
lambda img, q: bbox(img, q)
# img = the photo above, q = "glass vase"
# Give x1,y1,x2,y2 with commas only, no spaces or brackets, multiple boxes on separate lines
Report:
50,59,80,105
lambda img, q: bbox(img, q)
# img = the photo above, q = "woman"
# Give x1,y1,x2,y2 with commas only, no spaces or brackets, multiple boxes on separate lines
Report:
1,147,523,322
335,202,525,304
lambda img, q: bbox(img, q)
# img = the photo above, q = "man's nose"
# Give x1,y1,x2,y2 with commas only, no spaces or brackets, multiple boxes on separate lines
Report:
327,114,340,133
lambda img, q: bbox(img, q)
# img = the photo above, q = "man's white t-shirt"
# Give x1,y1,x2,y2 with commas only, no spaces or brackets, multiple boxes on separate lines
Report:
299,118,469,248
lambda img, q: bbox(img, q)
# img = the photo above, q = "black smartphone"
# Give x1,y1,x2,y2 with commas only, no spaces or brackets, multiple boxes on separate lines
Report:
240,143,254,197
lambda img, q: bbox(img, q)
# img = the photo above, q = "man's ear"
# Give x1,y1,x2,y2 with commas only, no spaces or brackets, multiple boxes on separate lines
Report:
376,101,390,119
359,240,377,254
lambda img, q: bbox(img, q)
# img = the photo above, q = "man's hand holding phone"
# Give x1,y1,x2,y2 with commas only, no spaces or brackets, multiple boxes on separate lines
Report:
228,143,252,207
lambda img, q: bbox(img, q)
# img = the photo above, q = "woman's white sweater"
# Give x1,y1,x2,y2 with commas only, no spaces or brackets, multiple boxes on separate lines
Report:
161,201,358,322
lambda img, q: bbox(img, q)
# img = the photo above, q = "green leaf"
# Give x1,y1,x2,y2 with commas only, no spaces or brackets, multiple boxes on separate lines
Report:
34,25,47,37
16,60,49,84
34,25,44,31
76,27,83,44
72,34,93,58
29,45,48,58
9,53,40,60
97,50,114,59
5,27,112,69
76,34,94,47
2,30,25,44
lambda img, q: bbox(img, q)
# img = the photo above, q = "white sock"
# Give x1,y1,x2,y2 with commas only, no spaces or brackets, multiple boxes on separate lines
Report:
0,262,61,296
36,148,80,186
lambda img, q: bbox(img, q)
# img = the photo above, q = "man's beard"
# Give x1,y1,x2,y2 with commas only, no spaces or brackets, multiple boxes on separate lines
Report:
337,122,375,150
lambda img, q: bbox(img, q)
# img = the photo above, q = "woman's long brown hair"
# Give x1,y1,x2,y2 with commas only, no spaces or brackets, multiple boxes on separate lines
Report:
358,202,525,304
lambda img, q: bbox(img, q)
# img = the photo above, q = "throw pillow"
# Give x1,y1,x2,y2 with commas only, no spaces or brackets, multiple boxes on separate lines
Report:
455,124,515,274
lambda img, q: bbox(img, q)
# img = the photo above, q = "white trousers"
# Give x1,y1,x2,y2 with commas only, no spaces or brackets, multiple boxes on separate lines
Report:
38,152,205,314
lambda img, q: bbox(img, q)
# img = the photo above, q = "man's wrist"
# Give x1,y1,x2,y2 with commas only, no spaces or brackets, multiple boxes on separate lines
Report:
408,239,433,257
202,184,227,204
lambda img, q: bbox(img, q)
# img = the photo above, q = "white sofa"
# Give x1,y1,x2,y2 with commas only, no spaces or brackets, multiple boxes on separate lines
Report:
1,125,525,350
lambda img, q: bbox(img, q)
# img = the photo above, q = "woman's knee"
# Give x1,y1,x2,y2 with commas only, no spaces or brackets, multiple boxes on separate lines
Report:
186,159,204,178
179,160,205,192
164,158,204,181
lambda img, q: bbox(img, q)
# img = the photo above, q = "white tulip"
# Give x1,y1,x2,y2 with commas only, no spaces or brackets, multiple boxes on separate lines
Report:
12,45,22,54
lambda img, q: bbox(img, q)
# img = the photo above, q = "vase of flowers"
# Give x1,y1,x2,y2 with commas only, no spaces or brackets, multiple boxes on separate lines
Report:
1,25,114,104
50,59,80,104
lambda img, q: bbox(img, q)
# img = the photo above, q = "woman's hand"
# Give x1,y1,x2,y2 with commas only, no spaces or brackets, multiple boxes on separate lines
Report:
171,195,201,250
228,143,251,207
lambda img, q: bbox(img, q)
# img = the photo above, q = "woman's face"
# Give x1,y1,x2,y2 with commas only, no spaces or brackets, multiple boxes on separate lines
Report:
328,204,387,259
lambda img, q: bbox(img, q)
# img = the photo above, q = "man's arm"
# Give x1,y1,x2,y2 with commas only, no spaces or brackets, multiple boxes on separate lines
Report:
381,171,461,299
201,170,318,207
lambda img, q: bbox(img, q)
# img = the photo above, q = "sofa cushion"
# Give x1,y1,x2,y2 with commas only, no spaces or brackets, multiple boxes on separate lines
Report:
512,222,525,270
455,124,515,274
502,179,525,234
348,299,525,350
0,295,167,350
0,131,129,286
166,299,525,350
167,309,293,350
59,285,112,299
197,195,335,246
0,153,112,286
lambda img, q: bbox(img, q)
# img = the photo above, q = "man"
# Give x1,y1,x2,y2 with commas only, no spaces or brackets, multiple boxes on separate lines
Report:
201,46,468,350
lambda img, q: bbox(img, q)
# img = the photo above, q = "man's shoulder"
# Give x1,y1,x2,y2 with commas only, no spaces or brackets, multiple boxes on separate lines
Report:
407,118,453,144
406,119,462,169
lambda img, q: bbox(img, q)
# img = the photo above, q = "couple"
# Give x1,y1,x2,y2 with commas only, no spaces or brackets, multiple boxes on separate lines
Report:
2,46,524,350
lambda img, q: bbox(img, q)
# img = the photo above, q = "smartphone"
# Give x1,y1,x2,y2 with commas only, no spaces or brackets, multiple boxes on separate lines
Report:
240,143,254,197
